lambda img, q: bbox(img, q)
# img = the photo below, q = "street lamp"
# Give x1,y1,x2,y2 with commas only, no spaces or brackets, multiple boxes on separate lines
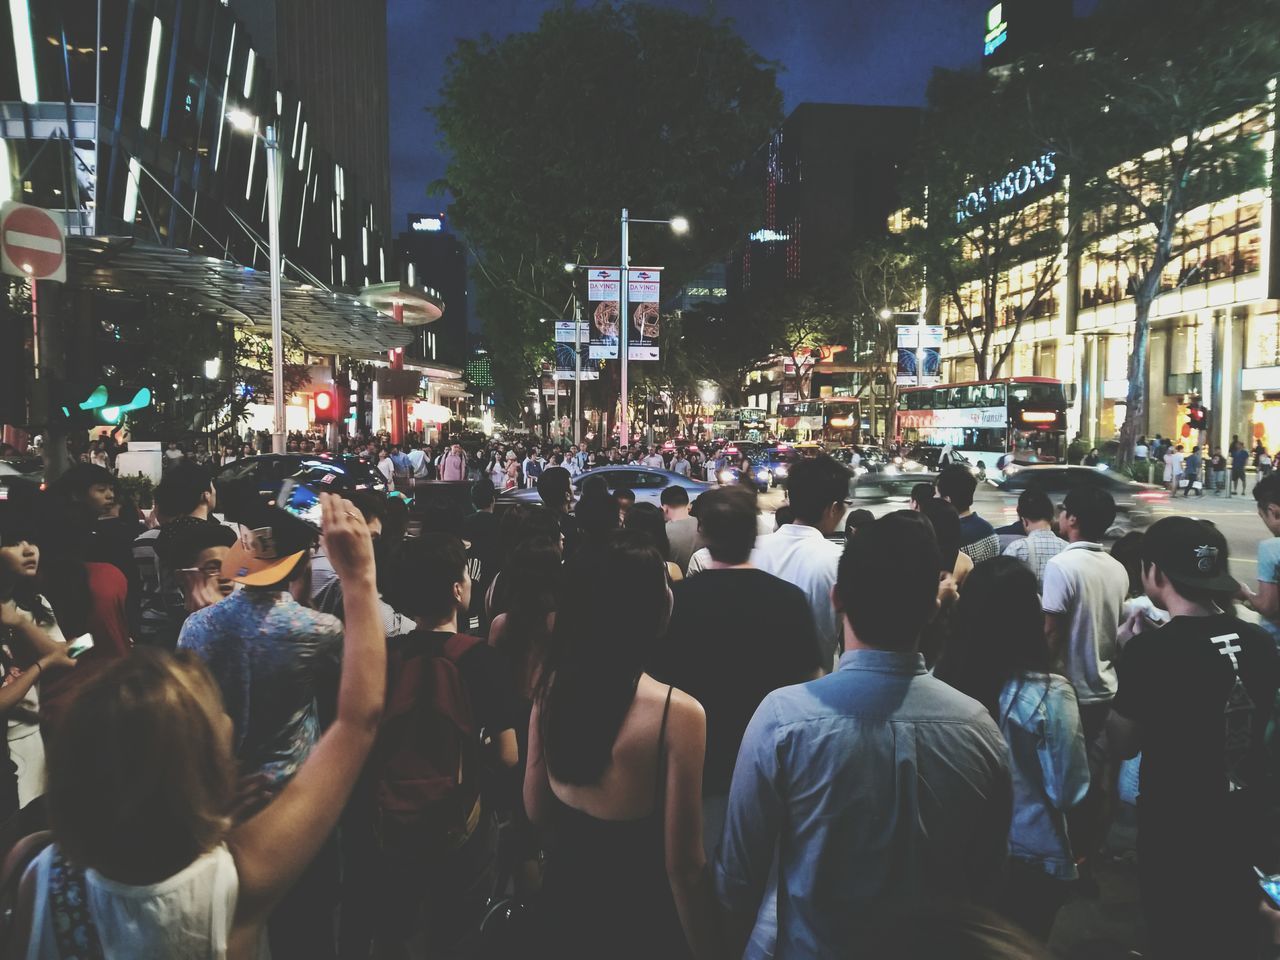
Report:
879,308,893,320
227,108,285,454
618,209,689,448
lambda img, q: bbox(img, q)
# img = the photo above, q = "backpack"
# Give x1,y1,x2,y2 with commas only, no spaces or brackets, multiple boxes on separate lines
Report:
369,633,485,858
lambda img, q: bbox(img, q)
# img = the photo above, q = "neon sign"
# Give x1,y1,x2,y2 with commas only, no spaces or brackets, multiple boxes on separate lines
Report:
955,152,1058,223
984,3,1008,57
749,228,790,242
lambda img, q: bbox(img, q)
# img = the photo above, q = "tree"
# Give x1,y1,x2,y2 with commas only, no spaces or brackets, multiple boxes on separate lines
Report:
433,2,783,405
904,68,1072,382
1029,0,1278,467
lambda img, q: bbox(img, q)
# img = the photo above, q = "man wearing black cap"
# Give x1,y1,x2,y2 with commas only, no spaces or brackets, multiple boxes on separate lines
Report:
1108,516,1280,960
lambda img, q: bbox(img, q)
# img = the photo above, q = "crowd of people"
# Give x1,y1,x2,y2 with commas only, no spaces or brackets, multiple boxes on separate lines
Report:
1,440,1280,959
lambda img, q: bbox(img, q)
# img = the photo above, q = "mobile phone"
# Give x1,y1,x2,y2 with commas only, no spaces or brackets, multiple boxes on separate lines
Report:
66,634,95,659
276,479,323,527
1256,867,1280,910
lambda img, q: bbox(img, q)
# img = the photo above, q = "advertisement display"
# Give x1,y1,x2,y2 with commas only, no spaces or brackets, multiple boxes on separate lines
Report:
897,324,944,386
627,268,662,361
897,325,919,386
554,322,598,381
586,268,621,359
920,325,944,386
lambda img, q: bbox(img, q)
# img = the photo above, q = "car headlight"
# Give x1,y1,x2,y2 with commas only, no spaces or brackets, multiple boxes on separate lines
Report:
854,466,867,476
718,470,734,483
774,465,788,477
755,468,769,479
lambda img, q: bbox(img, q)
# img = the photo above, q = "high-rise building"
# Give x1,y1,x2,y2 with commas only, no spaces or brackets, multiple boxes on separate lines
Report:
397,212,468,371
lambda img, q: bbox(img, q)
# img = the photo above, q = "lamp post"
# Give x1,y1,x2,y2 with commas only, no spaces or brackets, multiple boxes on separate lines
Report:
617,210,688,449
227,109,285,454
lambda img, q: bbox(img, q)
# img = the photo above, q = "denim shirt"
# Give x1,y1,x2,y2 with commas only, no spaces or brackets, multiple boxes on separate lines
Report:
998,672,1090,880
716,649,1012,959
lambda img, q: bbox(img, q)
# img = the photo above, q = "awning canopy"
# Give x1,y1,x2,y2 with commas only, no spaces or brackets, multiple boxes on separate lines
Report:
65,237,414,360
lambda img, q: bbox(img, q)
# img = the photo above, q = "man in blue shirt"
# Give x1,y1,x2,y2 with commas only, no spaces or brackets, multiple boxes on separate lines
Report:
716,511,1011,959
1231,443,1250,496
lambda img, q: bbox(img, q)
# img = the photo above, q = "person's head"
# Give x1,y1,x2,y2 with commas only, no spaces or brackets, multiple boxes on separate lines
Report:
1015,487,1055,531
1110,531,1146,598
1140,516,1238,609
452,443,463,457
537,530,671,785
941,556,1049,717
537,466,574,512
697,485,758,565
51,463,116,517
835,511,942,651
391,533,471,629
614,487,636,515
497,536,562,671
916,497,962,572
1254,473,1280,536
471,478,496,511
843,508,875,539
347,490,386,541
220,501,316,598
155,461,217,520
786,455,849,533
774,504,795,529
46,648,236,880
660,483,690,520
1058,485,1116,542
1176,444,1183,452
910,482,936,511
935,464,977,514
625,501,673,561
166,520,239,604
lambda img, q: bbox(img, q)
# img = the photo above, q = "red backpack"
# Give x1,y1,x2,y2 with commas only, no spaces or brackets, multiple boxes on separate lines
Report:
369,633,485,857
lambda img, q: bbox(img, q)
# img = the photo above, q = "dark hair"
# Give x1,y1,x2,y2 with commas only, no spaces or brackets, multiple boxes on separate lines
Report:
496,537,561,690
1062,485,1116,541
659,484,689,508
917,497,962,572
843,508,875,537
494,504,561,571
418,505,465,539
49,463,115,503
836,512,941,650
1255,472,1280,508
1016,487,1055,524
773,504,794,529
154,462,214,519
574,489,619,542
391,533,468,626
537,531,669,785
936,557,1050,718
626,502,671,561
935,464,977,512
697,486,757,565
537,466,573,508
348,489,387,525
786,455,849,525
581,475,609,499
613,486,636,504
157,520,237,570
1110,531,1145,598
471,478,496,510
31,493,95,638
910,483,935,509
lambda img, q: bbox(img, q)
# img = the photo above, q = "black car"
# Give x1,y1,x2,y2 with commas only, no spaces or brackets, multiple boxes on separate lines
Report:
214,454,388,507
991,464,1166,537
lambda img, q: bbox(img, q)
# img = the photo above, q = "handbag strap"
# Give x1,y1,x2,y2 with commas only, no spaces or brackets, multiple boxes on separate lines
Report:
48,847,104,960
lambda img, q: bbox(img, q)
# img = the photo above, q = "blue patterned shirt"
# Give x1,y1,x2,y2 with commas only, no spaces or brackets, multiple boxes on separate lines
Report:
178,589,342,785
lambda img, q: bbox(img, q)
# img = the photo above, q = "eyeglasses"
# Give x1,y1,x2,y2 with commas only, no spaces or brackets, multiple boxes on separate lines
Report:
179,562,225,579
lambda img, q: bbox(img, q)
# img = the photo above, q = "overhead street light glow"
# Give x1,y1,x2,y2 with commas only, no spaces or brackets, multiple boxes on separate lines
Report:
226,108,255,132
669,216,690,235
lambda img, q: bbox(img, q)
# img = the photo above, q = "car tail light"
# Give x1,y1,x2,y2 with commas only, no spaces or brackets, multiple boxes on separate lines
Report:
1136,491,1168,501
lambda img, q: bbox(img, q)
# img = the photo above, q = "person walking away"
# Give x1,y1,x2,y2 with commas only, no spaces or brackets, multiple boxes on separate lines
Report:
1002,488,1067,591
525,531,721,959
716,512,1011,959
650,486,823,854
752,455,846,663
661,485,699,574
1232,442,1250,496
1040,485,1126,885
1182,445,1203,497
936,464,1001,564
1165,444,1185,494
935,558,1089,939
1108,517,1280,960
439,443,468,482
341,534,518,959
1210,449,1227,495
8,494,384,959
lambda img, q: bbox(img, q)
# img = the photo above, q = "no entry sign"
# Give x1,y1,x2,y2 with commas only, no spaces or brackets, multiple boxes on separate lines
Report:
0,202,66,283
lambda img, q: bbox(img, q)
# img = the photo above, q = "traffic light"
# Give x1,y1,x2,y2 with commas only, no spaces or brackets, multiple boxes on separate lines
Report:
58,383,152,426
313,387,342,424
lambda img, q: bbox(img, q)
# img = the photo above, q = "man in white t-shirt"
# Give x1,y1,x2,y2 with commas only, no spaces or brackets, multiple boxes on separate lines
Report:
642,446,665,469
1041,483,1126,868
1163,444,1185,493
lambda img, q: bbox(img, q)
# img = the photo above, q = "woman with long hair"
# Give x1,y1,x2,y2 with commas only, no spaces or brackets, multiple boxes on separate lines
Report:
934,556,1089,940
7,495,384,959
625,502,683,582
525,531,719,959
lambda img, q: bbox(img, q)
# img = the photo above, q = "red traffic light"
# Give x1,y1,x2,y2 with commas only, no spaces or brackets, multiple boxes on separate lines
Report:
313,388,340,423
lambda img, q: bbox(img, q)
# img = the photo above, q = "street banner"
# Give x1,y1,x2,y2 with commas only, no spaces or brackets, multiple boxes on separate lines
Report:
920,325,944,386
627,268,662,361
554,321,598,381
896,325,919,386
586,268,621,359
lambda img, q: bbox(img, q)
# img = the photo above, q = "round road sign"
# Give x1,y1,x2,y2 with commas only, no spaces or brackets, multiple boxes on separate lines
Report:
1,203,66,281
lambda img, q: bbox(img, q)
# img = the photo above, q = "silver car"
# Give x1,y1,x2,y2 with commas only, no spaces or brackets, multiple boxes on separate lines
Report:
989,464,1167,537
497,465,712,507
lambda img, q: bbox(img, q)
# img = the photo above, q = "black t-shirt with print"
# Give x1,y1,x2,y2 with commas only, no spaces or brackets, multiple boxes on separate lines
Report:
1113,613,1280,837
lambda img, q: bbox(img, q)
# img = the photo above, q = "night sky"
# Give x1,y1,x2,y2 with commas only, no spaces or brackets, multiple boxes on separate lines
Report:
385,0,1098,238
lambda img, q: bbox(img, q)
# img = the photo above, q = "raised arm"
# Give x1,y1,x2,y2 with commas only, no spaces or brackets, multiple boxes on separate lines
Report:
229,494,385,925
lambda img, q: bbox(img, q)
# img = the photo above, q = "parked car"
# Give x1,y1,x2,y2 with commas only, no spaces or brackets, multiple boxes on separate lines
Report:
213,454,388,508
497,465,712,508
990,464,1167,538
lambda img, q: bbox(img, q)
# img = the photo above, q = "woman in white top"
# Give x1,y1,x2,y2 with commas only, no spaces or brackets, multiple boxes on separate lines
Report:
9,494,385,960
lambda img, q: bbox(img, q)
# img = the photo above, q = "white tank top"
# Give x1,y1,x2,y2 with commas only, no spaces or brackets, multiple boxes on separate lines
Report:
24,843,256,960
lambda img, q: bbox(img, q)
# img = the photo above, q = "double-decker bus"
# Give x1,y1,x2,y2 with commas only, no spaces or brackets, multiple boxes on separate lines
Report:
895,377,1071,467
710,406,769,442
777,397,862,446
